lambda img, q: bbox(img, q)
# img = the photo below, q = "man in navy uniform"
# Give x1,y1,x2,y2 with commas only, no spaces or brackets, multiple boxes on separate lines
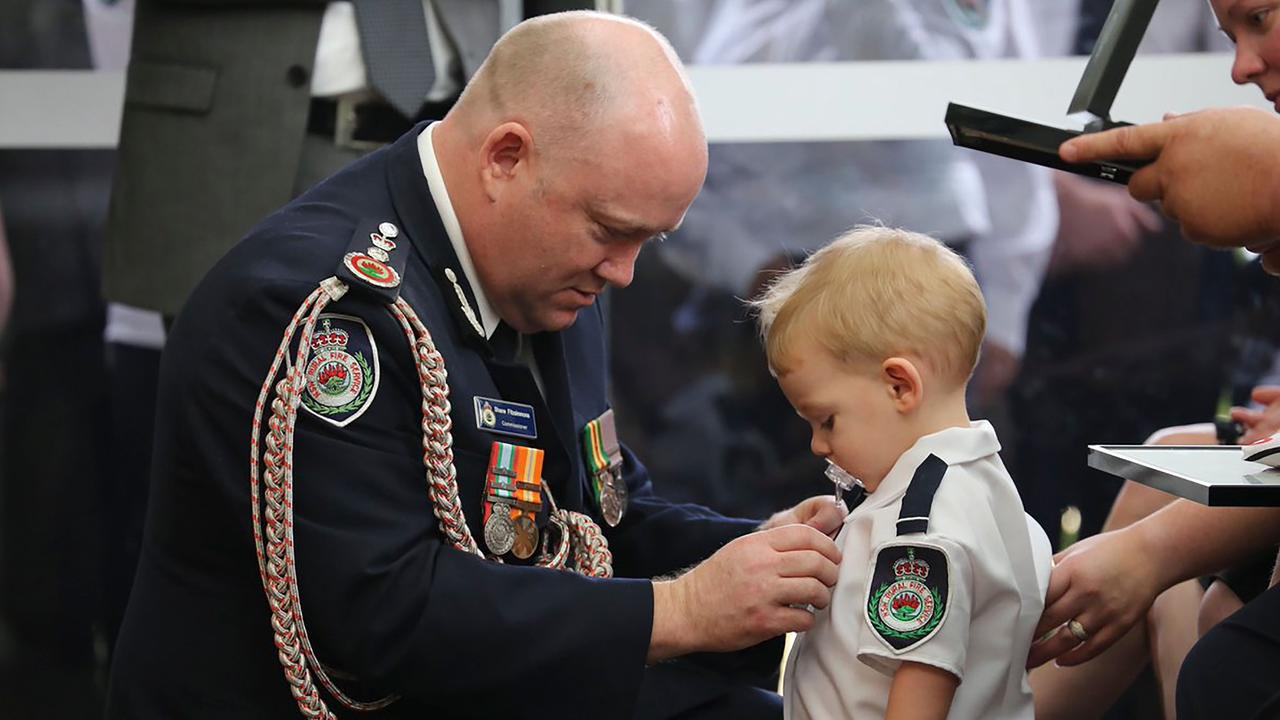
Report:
107,11,844,719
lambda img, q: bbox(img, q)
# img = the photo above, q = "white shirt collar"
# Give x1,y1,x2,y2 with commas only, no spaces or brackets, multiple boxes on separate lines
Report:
851,420,1003,517
417,122,501,339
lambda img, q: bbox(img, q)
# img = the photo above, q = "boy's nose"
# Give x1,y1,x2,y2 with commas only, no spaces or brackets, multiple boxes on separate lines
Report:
810,434,829,458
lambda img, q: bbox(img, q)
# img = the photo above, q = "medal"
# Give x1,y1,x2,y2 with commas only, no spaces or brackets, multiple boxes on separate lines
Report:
511,514,539,560
599,469,627,527
484,504,515,556
581,409,628,526
483,441,545,558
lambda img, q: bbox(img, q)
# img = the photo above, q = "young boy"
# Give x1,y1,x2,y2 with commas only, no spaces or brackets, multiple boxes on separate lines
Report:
754,227,1052,719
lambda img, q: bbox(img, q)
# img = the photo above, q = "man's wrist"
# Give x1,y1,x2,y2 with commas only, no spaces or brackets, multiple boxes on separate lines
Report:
648,578,696,664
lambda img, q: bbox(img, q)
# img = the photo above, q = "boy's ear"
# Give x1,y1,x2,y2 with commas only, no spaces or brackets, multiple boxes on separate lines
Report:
882,357,923,412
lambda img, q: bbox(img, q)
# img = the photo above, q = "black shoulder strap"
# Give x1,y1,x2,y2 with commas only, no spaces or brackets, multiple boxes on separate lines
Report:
896,454,947,536
336,218,410,303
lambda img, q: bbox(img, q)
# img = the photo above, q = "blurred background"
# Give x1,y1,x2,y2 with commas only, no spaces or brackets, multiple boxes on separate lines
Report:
0,0,1274,717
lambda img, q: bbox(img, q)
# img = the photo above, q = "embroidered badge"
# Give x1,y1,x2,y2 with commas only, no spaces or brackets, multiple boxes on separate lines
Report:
866,544,950,653
299,314,380,427
945,0,989,28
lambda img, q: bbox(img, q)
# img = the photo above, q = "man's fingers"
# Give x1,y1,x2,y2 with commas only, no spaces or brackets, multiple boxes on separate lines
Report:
777,549,841,586
803,501,847,536
764,524,842,563
1126,163,1164,204
773,606,819,635
1060,122,1171,164
779,577,834,611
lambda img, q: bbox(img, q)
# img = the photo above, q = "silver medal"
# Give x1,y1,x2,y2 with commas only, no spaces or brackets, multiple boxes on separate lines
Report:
484,504,515,556
600,469,627,527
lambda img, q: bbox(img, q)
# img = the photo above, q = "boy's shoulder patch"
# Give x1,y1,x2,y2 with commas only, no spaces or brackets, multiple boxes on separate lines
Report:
865,542,951,653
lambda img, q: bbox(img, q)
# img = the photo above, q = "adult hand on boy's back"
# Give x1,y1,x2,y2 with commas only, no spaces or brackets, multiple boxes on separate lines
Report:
1026,527,1161,669
761,495,848,537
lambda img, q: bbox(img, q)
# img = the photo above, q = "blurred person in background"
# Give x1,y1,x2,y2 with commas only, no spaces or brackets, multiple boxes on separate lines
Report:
617,0,1057,520
1011,0,1252,548
0,0,114,715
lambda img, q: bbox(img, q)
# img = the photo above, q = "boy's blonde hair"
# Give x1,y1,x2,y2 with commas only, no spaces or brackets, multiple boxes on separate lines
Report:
753,226,986,384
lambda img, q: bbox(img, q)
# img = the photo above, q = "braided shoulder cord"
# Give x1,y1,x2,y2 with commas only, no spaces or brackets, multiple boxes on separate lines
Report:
250,278,614,719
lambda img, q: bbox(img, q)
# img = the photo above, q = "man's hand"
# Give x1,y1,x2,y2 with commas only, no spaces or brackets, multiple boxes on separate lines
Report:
1232,385,1280,444
648,524,841,663
1027,527,1162,669
1059,107,1280,271
760,494,848,537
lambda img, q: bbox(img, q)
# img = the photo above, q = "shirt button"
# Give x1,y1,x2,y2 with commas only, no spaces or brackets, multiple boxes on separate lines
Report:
286,64,310,88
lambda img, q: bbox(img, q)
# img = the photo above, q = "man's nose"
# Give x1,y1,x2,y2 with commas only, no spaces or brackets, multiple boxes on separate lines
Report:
1232,44,1266,86
595,241,643,288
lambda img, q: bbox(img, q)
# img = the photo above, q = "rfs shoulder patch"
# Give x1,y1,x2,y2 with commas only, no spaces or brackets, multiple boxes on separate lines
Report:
298,314,380,427
865,543,950,653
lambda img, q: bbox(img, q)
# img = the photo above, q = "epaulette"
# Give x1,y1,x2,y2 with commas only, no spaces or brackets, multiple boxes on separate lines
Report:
896,454,947,535
336,219,411,303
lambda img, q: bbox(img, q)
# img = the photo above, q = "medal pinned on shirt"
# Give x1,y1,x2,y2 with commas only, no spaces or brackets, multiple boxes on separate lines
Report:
483,441,545,559
581,409,627,527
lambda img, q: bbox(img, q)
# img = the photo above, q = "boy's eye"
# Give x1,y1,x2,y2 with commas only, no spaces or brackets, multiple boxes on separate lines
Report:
821,415,835,430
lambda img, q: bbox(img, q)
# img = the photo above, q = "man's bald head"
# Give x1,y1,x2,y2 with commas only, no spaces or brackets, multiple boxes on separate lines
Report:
449,11,704,156
433,12,708,335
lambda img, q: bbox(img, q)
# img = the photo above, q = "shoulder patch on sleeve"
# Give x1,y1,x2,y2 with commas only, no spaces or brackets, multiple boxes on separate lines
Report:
865,542,951,653
298,313,381,427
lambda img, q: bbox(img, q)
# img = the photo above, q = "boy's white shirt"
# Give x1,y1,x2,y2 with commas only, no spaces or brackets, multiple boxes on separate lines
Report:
783,420,1052,720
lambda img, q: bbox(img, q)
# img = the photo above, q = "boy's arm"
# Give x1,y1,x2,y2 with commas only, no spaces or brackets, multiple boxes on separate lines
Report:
885,661,958,720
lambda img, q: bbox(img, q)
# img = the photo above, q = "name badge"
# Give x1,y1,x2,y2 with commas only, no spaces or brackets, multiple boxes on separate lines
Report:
474,396,537,439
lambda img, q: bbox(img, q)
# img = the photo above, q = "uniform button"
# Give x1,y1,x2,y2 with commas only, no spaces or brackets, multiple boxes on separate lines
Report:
286,64,310,88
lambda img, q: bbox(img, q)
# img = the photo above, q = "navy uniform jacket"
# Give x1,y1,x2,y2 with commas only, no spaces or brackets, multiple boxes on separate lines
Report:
107,126,761,718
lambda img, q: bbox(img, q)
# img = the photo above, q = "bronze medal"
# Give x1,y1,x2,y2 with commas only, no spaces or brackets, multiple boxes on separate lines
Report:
511,514,539,560
484,504,515,556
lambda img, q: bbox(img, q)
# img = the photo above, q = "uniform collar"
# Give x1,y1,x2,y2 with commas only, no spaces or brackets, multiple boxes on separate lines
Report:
417,122,500,340
850,420,1002,517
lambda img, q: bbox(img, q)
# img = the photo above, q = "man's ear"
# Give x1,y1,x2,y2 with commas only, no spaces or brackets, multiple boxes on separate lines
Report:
882,357,923,413
479,122,534,200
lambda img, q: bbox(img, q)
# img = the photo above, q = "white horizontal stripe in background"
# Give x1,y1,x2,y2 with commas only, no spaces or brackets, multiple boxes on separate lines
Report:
0,53,1268,148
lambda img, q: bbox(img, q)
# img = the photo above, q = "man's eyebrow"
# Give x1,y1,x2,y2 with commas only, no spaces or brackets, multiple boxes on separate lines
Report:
591,208,674,238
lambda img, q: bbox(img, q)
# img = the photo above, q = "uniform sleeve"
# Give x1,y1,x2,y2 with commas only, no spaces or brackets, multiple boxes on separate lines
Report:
208,279,655,717
607,442,760,580
855,536,973,681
